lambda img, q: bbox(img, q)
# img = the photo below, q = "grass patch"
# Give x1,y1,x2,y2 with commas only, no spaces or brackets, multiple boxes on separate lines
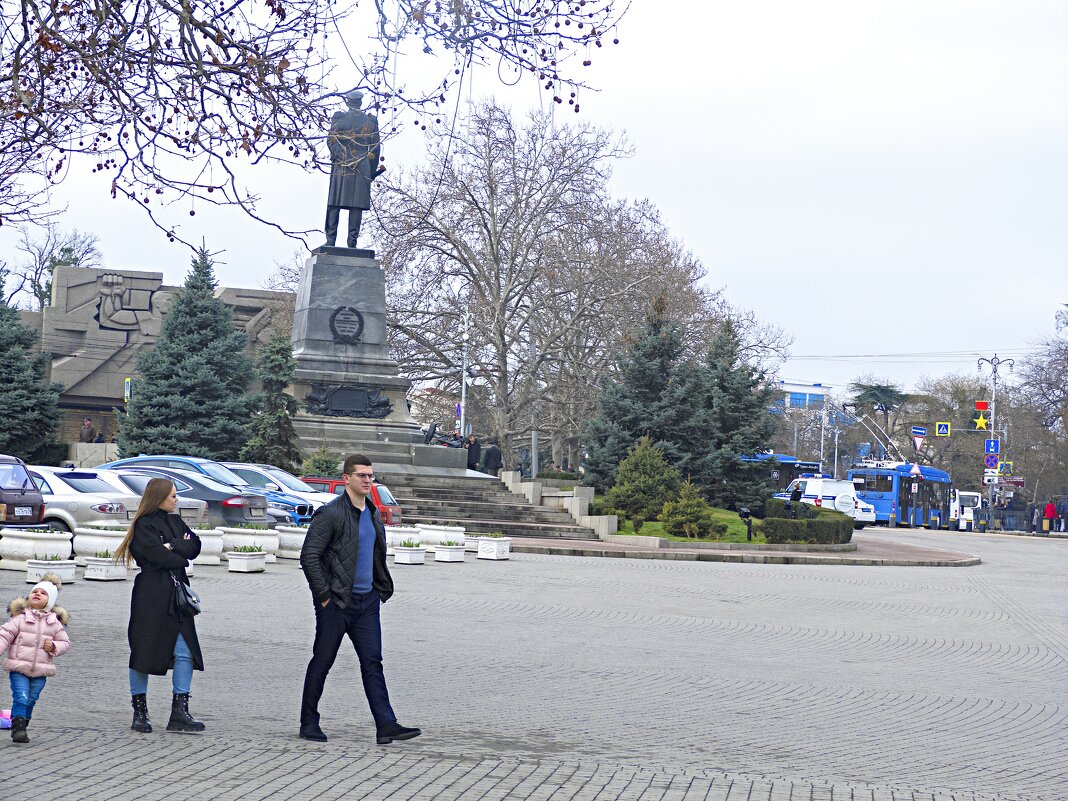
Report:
619,510,766,544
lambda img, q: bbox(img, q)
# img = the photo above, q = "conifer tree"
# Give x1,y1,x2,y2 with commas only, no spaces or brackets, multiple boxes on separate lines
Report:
0,285,62,459
119,248,254,459
582,296,695,490
691,319,777,509
240,330,302,469
604,436,682,529
659,479,719,539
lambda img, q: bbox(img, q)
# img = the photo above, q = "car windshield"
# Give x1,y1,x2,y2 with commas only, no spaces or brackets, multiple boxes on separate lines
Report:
170,470,244,494
0,464,33,490
193,462,249,486
375,485,397,505
55,475,119,494
118,473,192,494
263,468,316,493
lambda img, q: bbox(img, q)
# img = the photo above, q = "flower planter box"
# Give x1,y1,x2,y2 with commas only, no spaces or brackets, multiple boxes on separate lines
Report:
83,556,128,581
415,523,466,547
275,526,309,560
477,537,512,560
26,559,77,583
191,529,224,566
226,552,267,573
217,528,279,563
433,545,466,563
0,528,74,572
72,527,127,566
393,546,426,565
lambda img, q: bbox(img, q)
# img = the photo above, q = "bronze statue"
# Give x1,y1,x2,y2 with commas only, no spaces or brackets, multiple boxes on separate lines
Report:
321,90,383,249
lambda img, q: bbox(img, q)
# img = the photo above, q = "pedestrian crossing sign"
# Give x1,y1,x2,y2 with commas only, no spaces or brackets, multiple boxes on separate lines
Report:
935,422,950,437
998,461,1013,476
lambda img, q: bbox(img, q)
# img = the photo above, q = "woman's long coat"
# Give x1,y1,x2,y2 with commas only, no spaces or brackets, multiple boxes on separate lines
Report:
127,510,203,675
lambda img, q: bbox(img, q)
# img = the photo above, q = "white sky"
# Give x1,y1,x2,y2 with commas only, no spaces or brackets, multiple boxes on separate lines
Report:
4,0,1066,394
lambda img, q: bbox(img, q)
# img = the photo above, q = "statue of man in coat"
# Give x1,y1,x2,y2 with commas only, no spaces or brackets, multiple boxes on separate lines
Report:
321,89,383,249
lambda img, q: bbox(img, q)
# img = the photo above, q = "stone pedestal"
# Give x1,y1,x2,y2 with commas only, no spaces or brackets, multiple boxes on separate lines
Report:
291,248,464,468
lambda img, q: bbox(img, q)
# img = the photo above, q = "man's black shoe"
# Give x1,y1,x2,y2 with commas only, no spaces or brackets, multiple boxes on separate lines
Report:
376,721,421,744
299,725,328,742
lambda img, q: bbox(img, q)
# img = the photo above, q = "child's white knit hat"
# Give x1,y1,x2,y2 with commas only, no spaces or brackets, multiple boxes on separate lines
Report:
32,580,59,612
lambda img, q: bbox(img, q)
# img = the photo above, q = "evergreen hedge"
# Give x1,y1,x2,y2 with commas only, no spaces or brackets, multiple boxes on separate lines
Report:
762,510,853,544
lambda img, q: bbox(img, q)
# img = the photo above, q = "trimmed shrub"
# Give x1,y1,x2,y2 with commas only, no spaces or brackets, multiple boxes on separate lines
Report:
762,510,853,544
537,470,579,480
660,480,722,539
604,436,682,524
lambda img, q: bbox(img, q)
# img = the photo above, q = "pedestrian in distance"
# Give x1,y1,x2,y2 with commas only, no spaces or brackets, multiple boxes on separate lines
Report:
788,483,804,518
79,417,96,443
482,439,503,477
1030,504,1040,534
0,575,71,743
465,434,481,472
114,478,205,734
298,454,421,745
1043,499,1057,532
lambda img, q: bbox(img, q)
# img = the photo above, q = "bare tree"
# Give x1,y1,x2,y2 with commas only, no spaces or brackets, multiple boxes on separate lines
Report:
0,0,626,237
6,224,101,310
372,102,731,465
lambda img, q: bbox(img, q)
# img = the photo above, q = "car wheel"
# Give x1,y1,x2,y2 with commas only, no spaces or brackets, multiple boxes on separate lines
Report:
853,522,864,530
47,519,72,533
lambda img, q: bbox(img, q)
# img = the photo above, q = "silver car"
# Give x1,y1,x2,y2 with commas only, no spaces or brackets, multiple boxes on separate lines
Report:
29,466,141,533
93,468,209,526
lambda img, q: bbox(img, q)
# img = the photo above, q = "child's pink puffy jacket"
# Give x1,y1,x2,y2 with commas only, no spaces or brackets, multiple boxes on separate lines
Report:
0,598,71,677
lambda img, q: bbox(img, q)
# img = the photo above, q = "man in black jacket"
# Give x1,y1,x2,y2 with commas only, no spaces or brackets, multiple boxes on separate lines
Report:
298,454,421,744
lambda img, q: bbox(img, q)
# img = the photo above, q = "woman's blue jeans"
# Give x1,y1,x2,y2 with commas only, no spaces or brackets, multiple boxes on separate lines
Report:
9,672,47,719
129,634,193,695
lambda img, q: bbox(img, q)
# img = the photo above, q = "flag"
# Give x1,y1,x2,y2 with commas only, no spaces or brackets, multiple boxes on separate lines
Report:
975,400,989,411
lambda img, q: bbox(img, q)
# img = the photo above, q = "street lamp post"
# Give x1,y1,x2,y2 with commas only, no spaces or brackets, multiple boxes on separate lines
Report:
459,312,470,437
977,353,1014,521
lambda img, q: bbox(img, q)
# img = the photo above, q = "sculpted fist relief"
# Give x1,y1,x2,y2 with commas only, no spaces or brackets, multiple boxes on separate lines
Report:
95,273,168,338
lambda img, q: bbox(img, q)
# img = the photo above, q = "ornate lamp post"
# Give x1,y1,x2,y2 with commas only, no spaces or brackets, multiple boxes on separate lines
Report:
977,353,1014,521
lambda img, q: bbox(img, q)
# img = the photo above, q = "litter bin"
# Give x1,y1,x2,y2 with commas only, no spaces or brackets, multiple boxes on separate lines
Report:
1043,519,1051,532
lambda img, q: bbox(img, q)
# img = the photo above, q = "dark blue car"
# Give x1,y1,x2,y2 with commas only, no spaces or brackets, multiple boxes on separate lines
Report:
98,455,314,525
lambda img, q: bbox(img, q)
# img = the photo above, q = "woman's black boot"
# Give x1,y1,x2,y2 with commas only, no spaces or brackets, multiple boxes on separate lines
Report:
131,694,152,733
166,693,205,733
11,716,29,743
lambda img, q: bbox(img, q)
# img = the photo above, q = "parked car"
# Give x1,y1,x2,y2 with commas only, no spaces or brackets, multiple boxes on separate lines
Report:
116,467,275,528
774,474,872,529
0,454,46,529
99,455,314,524
28,467,137,532
222,463,336,507
300,475,403,525
92,468,209,526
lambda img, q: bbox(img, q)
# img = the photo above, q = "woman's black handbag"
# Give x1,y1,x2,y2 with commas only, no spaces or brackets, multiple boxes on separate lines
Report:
171,573,202,617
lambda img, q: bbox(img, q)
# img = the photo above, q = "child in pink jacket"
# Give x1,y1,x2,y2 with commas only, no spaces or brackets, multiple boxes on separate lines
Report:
0,573,71,743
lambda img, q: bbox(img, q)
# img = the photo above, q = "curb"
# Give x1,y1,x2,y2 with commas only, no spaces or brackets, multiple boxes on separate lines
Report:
511,544,981,567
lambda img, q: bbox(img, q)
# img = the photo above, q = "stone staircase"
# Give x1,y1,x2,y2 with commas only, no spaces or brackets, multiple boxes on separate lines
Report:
374,471,599,540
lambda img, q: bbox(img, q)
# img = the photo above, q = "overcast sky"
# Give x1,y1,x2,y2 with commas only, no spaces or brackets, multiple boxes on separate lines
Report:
4,0,1065,395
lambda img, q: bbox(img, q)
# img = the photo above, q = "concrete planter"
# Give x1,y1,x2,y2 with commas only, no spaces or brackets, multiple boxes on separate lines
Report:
415,523,466,547
217,527,279,563
84,556,128,581
72,527,126,566
0,528,73,572
393,546,426,565
433,545,466,563
226,552,267,573
26,559,77,583
477,537,512,561
275,526,309,560
192,529,224,566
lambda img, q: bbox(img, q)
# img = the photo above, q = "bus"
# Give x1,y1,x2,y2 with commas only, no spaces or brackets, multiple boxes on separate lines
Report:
847,461,952,528
742,453,822,492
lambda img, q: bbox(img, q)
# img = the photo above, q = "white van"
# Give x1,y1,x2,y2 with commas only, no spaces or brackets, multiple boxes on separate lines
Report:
775,475,874,528
950,490,984,530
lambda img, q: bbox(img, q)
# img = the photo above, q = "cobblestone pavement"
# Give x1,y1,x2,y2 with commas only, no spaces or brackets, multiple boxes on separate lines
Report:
0,528,1064,801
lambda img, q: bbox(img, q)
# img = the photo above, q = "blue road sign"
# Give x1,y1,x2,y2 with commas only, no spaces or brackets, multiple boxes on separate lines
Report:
935,422,951,437
983,453,1000,469
911,425,927,437
984,439,1000,455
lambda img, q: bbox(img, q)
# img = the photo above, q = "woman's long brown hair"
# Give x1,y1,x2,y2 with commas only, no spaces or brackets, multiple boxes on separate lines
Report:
114,478,174,565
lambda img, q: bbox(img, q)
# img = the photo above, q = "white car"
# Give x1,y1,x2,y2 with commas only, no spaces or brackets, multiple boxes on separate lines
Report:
93,468,209,526
222,463,336,507
776,475,872,529
29,466,140,533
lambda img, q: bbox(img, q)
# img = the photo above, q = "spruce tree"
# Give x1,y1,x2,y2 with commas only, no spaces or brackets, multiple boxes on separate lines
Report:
240,330,302,469
604,436,682,529
582,296,696,490
691,319,777,510
119,247,254,459
0,287,62,459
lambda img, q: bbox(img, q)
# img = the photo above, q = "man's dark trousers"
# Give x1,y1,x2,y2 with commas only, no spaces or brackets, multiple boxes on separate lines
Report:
301,590,396,729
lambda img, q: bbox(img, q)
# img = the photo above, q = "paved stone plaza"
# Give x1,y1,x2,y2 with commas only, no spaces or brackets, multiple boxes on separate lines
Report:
0,528,1064,801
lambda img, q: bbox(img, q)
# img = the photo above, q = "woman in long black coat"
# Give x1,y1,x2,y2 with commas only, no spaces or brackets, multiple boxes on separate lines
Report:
114,478,204,734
